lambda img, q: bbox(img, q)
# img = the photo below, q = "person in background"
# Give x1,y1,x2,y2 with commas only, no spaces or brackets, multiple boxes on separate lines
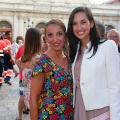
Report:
3,31,14,85
18,40,23,47
0,39,7,86
95,21,105,39
15,28,42,120
107,29,120,53
67,6,120,120
15,32,48,120
30,19,73,120
11,40,19,78
16,28,42,114
41,34,48,53
12,40,19,56
15,44,30,120
16,36,24,45
0,33,4,40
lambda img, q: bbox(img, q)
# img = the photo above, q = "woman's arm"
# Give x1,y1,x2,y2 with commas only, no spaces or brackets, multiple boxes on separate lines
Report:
16,59,21,70
30,72,44,120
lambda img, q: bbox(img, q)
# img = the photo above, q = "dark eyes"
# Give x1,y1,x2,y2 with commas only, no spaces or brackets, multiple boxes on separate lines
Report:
48,33,52,37
110,36,119,39
58,32,62,36
47,32,63,37
73,21,86,26
81,21,86,24
73,22,77,26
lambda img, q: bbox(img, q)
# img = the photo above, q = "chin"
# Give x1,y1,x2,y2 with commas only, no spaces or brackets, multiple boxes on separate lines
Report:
52,46,63,51
77,35,85,40
54,49,62,51
52,48,62,51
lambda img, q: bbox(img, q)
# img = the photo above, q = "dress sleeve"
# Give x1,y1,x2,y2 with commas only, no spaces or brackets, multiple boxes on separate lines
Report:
32,55,46,76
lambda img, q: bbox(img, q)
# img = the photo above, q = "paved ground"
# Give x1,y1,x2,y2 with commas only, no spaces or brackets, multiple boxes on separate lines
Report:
0,65,30,120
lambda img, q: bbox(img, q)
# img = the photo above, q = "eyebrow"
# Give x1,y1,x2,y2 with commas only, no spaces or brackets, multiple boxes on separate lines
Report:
47,30,63,33
57,30,63,32
73,19,86,22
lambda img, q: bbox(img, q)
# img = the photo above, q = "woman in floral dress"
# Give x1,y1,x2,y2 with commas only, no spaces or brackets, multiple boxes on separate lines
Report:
30,19,73,120
16,28,42,119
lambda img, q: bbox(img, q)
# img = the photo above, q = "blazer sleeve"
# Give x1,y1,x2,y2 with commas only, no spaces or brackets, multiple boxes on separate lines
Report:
106,40,120,120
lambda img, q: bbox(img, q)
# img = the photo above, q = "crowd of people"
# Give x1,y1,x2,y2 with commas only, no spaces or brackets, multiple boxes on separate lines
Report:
0,6,120,120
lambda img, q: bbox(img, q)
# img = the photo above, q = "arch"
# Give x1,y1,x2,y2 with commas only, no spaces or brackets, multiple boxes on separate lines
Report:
0,21,12,33
35,22,46,34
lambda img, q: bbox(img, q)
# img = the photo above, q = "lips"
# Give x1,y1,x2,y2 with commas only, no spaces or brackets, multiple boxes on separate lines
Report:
53,43,60,47
77,31,84,35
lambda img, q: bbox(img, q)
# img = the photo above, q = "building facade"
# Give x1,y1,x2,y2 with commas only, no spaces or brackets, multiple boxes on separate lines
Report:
0,0,120,40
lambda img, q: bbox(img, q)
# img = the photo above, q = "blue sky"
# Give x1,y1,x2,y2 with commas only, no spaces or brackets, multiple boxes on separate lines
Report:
89,0,109,4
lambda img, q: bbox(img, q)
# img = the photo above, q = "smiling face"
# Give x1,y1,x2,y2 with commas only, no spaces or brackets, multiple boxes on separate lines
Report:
45,24,65,51
73,12,94,45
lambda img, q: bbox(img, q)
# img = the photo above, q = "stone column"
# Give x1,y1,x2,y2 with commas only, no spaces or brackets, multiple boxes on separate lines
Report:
18,15,25,38
13,12,18,40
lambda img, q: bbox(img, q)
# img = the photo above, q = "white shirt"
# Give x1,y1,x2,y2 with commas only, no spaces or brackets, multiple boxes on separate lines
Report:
11,42,19,55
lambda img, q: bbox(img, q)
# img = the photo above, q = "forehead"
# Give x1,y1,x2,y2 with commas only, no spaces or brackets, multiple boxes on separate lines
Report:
46,24,63,32
109,31,119,36
73,12,88,21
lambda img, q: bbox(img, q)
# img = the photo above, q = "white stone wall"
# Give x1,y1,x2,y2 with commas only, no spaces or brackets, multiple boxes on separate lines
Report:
0,0,120,40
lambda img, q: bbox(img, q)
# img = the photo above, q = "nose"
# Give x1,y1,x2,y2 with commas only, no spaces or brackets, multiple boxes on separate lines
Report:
53,35,58,42
77,23,82,30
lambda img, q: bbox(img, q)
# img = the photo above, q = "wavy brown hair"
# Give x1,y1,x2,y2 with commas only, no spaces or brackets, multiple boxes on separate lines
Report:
21,28,41,63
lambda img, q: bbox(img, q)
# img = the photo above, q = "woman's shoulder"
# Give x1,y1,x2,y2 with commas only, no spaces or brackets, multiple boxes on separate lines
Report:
100,40,116,47
34,54,50,66
33,54,51,75
31,54,40,62
104,40,116,44
37,54,49,61
99,40,118,55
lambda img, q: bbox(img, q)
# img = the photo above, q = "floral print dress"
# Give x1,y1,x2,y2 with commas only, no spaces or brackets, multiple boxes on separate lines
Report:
32,54,73,120
22,66,33,109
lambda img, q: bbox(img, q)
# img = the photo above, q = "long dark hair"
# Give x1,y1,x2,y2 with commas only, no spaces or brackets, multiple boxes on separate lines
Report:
21,28,41,63
67,6,105,62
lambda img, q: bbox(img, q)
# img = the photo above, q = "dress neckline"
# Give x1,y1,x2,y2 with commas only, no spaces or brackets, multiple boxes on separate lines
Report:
42,54,71,70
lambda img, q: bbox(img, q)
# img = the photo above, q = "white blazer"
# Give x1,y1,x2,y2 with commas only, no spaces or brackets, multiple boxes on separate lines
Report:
72,40,120,120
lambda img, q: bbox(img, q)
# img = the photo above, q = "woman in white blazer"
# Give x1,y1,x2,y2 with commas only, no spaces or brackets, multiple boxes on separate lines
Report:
67,6,120,120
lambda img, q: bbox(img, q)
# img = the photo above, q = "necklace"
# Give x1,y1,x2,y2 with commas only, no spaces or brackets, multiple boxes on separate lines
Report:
56,55,63,59
51,53,65,59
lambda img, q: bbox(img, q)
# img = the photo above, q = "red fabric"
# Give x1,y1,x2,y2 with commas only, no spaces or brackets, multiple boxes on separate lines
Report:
15,45,24,80
15,45,24,59
4,71,7,78
6,70,13,77
0,40,6,50
3,39,11,51
3,39,11,46
0,77,2,83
